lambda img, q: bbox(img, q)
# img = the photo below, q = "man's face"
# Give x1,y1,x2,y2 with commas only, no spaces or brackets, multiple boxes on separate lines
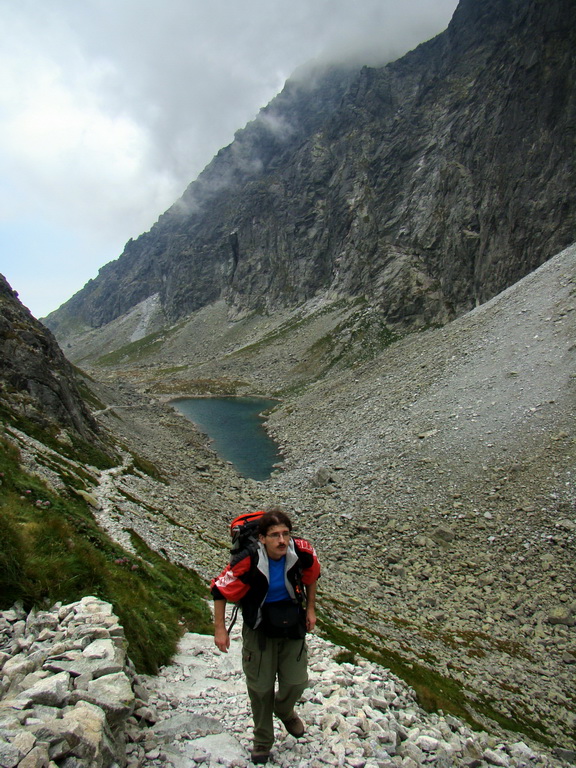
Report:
259,524,291,560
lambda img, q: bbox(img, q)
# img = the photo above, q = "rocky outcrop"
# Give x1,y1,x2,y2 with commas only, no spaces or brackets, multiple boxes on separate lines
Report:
45,0,576,342
0,275,98,441
0,597,137,767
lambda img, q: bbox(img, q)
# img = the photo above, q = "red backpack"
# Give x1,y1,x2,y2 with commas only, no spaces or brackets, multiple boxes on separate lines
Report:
229,510,265,559
225,511,264,632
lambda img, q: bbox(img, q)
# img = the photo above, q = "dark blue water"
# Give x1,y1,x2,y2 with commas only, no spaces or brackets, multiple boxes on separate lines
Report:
171,397,281,481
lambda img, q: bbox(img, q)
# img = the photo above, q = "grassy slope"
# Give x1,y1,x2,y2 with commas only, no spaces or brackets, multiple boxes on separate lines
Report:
0,432,213,674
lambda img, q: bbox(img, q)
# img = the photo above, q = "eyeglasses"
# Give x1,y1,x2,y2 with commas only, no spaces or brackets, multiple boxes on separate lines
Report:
266,531,291,540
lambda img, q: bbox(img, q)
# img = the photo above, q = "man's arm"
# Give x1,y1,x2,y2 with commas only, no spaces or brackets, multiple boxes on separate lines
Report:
213,599,230,653
211,551,255,653
305,580,318,632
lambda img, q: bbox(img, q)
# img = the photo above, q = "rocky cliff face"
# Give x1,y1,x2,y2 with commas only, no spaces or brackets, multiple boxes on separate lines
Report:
45,0,576,339
0,274,98,440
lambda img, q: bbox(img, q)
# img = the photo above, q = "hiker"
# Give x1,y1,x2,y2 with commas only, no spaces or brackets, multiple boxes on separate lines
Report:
211,508,321,765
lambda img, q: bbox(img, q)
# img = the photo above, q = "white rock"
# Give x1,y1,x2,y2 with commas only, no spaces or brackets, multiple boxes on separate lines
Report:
19,671,71,707
415,734,440,752
483,747,511,766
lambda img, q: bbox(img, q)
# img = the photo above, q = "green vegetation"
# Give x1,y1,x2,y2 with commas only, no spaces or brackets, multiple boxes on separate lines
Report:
73,373,107,411
95,331,167,366
222,298,400,398
425,627,534,661
0,436,212,674
94,321,187,367
245,300,356,353
318,608,485,728
298,301,398,375
333,649,356,665
126,450,167,484
0,398,117,471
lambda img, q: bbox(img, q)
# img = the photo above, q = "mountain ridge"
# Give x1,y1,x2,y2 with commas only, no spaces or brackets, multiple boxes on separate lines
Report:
44,0,576,343
0,273,100,443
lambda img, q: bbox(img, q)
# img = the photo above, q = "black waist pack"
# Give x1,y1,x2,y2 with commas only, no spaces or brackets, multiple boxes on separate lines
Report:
260,600,306,639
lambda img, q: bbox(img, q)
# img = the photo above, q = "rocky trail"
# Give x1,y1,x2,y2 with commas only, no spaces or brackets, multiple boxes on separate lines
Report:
2,595,573,768
134,626,575,768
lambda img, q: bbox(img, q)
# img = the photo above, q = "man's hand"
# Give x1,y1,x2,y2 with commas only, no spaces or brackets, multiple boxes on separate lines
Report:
213,600,230,652
306,606,317,632
305,580,318,632
214,625,230,653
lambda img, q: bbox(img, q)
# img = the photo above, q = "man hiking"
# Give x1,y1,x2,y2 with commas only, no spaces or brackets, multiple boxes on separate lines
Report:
211,508,321,764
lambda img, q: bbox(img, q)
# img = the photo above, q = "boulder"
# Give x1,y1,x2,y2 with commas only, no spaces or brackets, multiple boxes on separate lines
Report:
17,671,71,708
86,672,135,725
547,607,575,627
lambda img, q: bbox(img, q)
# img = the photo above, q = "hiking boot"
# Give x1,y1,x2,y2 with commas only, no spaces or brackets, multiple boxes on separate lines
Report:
250,743,271,764
281,713,305,738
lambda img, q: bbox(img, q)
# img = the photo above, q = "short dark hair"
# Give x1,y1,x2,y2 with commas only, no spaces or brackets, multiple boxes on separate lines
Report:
258,508,293,537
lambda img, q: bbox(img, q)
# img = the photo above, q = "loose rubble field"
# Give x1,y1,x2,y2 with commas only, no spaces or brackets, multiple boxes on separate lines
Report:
14,246,575,755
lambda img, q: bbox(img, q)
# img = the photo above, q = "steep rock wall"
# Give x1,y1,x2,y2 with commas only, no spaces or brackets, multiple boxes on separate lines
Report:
0,275,98,440
45,0,576,337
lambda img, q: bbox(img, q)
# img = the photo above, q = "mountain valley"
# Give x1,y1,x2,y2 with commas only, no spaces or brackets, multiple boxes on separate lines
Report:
1,0,575,758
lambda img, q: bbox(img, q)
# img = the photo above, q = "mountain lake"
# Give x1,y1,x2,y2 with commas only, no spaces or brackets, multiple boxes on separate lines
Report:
171,396,281,481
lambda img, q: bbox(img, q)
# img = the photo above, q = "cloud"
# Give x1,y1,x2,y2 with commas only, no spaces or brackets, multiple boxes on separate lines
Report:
0,0,458,318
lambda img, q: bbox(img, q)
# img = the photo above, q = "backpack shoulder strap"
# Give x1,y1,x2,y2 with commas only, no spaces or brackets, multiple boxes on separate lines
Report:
231,541,259,571
226,603,240,634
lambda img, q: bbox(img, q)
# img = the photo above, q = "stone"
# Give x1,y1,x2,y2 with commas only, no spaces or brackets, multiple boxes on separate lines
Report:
60,701,117,766
430,525,456,544
72,489,100,509
509,741,537,762
0,740,20,768
2,655,36,680
311,467,334,487
86,672,135,724
59,758,84,768
555,748,576,763
548,607,575,626
17,671,71,708
182,733,246,765
152,711,223,740
11,730,36,756
17,746,50,768
415,735,440,752
47,739,71,761
0,599,144,768
483,748,510,766
26,613,59,635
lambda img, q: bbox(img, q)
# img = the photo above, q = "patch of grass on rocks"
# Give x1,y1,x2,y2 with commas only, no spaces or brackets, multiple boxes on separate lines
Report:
0,400,116,470
318,609,484,727
318,604,556,747
0,436,212,674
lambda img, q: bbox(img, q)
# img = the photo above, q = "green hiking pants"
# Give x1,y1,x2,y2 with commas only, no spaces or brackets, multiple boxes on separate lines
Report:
241,623,309,748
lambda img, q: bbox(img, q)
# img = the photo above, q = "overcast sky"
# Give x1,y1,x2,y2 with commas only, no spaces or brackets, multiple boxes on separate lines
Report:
0,0,458,319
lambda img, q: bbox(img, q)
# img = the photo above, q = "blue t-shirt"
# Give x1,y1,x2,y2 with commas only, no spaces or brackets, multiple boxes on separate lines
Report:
265,556,290,602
